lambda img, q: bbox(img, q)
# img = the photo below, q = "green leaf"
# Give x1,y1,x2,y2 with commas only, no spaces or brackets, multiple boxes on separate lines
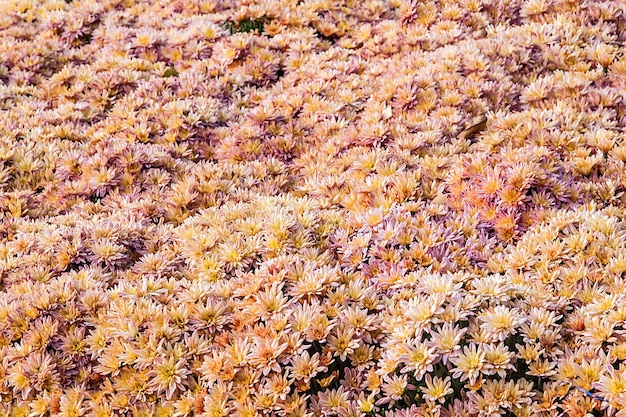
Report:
164,66,179,78
222,17,267,34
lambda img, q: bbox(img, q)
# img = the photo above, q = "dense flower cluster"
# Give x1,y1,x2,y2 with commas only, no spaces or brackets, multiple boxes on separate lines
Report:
0,0,625,416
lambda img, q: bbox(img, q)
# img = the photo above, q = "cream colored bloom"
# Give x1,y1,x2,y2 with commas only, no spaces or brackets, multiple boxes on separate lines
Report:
318,386,350,415
249,337,288,376
593,367,626,411
327,326,360,361
483,343,516,378
376,374,415,406
420,375,453,403
288,351,326,381
479,306,525,342
398,339,437,381
428,323,466,365
148,356,190,400
451,343,485,384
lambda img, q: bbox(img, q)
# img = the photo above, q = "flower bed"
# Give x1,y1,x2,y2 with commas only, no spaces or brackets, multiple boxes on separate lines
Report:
0,0,625,416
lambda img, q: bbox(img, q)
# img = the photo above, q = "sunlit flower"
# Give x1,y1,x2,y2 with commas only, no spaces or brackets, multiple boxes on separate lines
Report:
249,337,288,376
483,343,516,378
421,374,453,404
148,356,190,400
451,344,485,384
376,374,415,406
428,323,466,365
398,339,437,381
318,386,350,415
327,326,360,361
288,351,326,382
479,306,525,342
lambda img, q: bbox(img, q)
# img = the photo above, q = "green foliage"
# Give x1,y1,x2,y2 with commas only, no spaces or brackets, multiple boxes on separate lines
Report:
163,66,179,78
223,17,267,34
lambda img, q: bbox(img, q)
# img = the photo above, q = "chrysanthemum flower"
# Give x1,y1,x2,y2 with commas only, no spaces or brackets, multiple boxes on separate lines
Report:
479,305,525,342
148,356,190,400
249,337,288,376
451,343,485,385
421,375,453,404
483,343,516,378
288,350,326,382
327,325,360,361
398,339,437,381
318,386,350,415
428,323,466,366
376,374,415,407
